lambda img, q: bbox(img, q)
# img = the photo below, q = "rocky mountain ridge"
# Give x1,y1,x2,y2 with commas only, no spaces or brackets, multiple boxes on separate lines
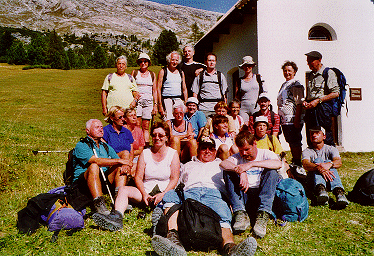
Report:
0,0,221,41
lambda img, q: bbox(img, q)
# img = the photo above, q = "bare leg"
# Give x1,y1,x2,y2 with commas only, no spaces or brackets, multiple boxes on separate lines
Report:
170,136,181,155
84,163,103,199
217,144,230,160
164,207,179,231
115,186,143,215
221,227,235,247
142,119,150,145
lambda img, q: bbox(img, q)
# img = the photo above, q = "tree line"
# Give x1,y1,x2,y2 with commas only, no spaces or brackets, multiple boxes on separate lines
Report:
0,22,205,69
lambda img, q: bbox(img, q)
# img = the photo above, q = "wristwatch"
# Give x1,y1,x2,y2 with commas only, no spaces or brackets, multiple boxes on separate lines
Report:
318,98,323,104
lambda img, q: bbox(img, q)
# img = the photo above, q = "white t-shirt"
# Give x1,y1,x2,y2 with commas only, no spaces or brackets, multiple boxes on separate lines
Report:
228,149,279,188
143,147,177,193
180,157,227,195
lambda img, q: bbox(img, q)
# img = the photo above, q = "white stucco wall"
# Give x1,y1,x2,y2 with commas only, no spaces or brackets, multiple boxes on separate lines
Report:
256,0,374,152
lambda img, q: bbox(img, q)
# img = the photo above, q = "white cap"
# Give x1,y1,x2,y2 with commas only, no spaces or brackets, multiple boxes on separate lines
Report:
138,52,151,61
257,92,270,102
186,97,199,105
254,116,269,127
239,56,256,68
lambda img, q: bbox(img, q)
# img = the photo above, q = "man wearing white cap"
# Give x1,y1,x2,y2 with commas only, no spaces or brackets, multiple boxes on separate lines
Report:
302,126,348,209
247,93,281,137
303,51,339,147
184,97,206,139
235,56,267,122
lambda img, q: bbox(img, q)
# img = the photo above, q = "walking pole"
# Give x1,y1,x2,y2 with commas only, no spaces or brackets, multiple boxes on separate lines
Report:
92,147,115,205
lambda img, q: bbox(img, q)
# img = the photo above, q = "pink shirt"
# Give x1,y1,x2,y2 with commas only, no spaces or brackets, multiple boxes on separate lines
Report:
130,126,145,150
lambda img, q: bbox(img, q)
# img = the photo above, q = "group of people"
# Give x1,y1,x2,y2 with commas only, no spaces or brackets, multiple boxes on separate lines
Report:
70,47,350,255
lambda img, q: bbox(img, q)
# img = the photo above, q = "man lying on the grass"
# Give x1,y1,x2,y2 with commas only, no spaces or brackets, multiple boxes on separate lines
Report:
72,119,132,215
151,137,257,256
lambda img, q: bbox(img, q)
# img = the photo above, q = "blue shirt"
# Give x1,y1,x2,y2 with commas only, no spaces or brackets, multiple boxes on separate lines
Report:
184,110,207,138
103,124,134,153
73,136,119,181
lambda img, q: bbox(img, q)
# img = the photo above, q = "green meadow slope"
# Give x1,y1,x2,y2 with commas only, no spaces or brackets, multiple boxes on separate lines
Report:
0,64,373,255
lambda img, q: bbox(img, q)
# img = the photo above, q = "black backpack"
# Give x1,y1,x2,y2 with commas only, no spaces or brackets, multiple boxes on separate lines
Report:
347,169,374,205
63,137,109,185
155,184,223,251
197,70,225,103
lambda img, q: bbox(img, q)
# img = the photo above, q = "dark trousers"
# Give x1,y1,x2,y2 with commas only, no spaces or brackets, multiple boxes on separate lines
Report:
304,101,335,147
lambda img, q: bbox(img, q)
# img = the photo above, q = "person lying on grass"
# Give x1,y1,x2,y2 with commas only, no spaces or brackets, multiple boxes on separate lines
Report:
92,121,180,231
151,137,257,256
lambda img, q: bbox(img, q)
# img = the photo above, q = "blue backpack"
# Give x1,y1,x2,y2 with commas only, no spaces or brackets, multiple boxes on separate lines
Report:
274,178,309,222
322,67,347,117
40,186,86,232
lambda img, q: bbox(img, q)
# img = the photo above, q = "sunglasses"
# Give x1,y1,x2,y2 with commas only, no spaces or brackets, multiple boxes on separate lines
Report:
139,60,148,64
199,146,216,151
152,133,166,138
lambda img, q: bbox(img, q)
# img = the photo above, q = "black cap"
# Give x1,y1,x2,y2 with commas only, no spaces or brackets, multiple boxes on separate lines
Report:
198,137,216,149
305,51,322,59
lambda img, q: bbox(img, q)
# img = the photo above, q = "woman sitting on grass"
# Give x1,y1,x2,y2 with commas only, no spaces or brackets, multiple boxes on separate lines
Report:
103,106,134,185
92,121,180,231
123,107,145,177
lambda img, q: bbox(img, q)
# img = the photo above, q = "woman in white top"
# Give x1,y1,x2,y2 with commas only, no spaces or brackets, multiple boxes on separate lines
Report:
235,56,267,122
92,121,180,231
131,53,157,146
228,99,244,134
157,51,188,120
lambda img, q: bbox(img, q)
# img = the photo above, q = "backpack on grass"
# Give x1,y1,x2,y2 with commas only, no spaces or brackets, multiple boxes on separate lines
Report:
322,67,348,117
347,169,374,205
273,178,309,222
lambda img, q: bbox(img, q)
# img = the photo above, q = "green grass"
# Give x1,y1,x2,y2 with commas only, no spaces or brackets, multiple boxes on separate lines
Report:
0,63,373,255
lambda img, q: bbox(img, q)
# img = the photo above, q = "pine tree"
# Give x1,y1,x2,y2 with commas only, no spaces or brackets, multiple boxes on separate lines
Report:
0,30,14,57
7,41,28,65
92,45,107,69
152,30,179,66
189,22,204,44
27,34,47,65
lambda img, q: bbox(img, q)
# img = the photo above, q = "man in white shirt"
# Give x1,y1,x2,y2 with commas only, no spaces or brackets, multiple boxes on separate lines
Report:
220,130,282,238
151,137,257,256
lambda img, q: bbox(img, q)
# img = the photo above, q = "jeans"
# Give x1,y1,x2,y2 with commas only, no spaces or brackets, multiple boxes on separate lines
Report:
162,187,232,229
309,157,344,191
224,169,280,217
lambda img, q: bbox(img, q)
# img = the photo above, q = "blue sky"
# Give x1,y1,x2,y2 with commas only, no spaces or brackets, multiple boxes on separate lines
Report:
147,0,237,13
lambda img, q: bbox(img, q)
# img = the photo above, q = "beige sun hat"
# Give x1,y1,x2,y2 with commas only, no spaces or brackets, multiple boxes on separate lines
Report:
239,56,256,68
137,52,151,62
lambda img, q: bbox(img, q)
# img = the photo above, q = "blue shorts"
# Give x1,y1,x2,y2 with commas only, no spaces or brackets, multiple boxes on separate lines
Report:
162,187,232,229
282,124,303,147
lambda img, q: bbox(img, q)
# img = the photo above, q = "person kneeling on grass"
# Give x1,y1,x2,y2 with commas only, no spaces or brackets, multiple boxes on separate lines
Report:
302,126,349,208
92,121,180,231
220,130,282,238
151,137,257,256
210,114,239,160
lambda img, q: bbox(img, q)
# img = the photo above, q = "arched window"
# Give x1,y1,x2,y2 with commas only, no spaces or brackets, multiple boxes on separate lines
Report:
308,23,337,41
308,26,332,41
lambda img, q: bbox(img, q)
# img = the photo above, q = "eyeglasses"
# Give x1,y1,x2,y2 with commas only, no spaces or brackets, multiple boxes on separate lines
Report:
152,133,166,138
115,115,125,119
200,146,215,151
139,60,148,64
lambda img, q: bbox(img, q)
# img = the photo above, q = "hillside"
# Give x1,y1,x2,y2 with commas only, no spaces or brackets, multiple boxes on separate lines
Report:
0,0,222,41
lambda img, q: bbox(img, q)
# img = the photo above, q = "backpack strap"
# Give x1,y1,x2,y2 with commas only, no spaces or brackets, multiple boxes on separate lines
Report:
133,69,139,79
108,73,114,83
127,74,134,83
268,134,275,152
255,74,263,108
322,67,330,95
80,137,109,156
198,70,224,102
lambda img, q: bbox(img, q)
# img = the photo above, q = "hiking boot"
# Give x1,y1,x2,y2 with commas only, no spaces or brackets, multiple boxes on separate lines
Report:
152,207,164,236
93,196,110,215
223,236,257,256
333,187,349,209
92,209,123,231
232,210,251,234
151,233,187,256
315,184,329,205
166,229,184,248
253,211,270,238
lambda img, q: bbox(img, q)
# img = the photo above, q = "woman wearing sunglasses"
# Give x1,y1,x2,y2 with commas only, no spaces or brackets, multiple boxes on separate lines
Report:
93,121,180,231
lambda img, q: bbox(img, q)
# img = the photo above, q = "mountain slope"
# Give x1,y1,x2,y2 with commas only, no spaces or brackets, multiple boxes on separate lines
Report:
0,0,221,40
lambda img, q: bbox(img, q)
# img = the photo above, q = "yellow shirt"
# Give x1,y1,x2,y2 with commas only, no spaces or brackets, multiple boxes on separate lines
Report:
102,73,138,109
256,134,283,155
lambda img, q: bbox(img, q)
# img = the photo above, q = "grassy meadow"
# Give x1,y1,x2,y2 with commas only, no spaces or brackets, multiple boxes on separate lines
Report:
0,63,373,255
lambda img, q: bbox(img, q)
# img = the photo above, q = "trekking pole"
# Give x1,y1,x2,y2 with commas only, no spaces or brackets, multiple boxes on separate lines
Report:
32,150,69,155
92,147,115,205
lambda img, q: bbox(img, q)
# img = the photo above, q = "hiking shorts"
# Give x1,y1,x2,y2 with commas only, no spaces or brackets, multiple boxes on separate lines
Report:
136,98,153,120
